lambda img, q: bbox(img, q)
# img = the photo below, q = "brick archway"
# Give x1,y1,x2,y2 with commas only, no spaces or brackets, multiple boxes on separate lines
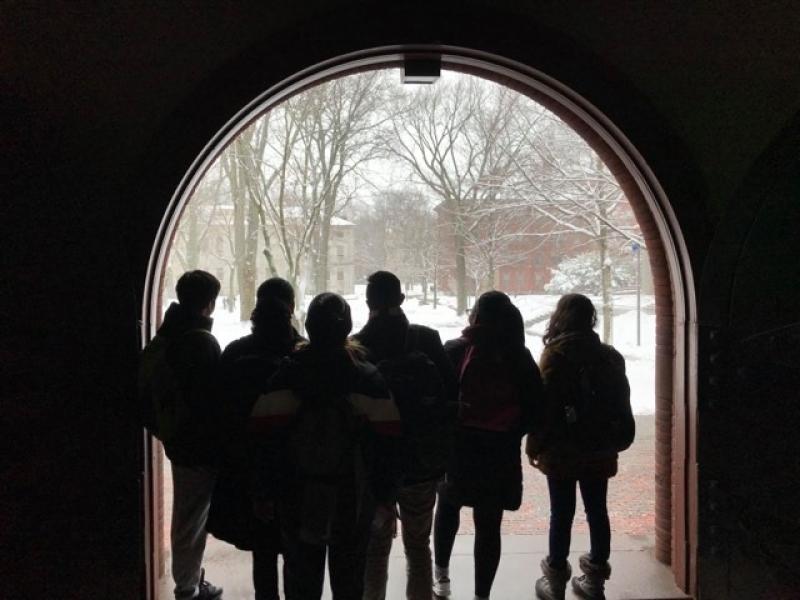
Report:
143,46,697,597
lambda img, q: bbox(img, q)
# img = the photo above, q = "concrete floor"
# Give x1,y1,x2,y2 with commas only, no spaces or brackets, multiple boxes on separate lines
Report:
159,532,689,600
159,416,682,598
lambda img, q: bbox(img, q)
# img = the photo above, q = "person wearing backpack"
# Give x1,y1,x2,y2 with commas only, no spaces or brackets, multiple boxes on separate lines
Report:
138,270,224,600
433,291,544,600
527,293,635,600
210,278,304,600
355,271,457,600
248,292,402,600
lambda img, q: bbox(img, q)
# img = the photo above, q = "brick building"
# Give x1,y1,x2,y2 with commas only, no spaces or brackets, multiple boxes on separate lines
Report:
433,193,654,296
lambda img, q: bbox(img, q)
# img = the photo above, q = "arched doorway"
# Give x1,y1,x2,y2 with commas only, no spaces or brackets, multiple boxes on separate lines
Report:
142,47,697,599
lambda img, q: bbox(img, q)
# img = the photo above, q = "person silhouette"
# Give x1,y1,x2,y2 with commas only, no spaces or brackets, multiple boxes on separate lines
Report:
212,278,303,600
248,293,402,600
139,270,224,600
433,291,544,600
528,293,635,600
356,271,457,600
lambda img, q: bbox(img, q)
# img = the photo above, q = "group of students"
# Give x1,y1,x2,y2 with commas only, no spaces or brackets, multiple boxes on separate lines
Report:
139,269,635,600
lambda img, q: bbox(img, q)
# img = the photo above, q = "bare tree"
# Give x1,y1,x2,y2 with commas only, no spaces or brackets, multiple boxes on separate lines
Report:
506,111,645,341
299,72,393,294
352,188,440,301
385,75,525,314
172,165,226,272
220,135,260,320
214,71,390,313
171,68,644,338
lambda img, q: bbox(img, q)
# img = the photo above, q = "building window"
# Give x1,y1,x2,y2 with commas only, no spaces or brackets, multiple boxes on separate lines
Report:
337,270,344,282
337,245,345,259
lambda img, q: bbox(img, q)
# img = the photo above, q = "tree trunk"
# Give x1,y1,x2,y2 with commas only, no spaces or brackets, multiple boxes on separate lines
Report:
315,206,333,294
228,138,258,321
486,254,496,294
599,234,613,344
184,206,200,269
433,260,438,309
252,202,278,277
454,225,468,316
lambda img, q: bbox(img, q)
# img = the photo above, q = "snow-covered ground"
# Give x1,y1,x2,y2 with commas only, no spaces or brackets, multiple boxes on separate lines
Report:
170,287,656,414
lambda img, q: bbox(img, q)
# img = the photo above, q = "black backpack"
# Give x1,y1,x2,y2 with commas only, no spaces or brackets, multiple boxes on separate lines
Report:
138,328,214,445
376,327,450,481
287,367,365,545
562,350,635,453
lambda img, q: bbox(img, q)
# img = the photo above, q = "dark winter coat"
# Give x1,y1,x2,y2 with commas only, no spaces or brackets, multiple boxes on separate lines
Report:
353,310,458,483
205,325,304,550
353,311,458,403
219,325,305,430
139,302,222,467
527,331,632,481
440,327,544,510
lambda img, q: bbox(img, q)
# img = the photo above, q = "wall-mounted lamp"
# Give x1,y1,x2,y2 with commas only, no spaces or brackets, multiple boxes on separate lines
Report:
402,57,441,84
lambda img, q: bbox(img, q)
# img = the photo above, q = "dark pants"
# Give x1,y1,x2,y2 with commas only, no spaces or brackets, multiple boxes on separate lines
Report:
433,494,504,598
281,499,374,600
253,522,284,600
546,477,610,568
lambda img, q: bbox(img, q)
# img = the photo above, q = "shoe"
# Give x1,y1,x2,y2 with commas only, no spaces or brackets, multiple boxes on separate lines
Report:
534,558,571,600
176,568,223,600
432,574,451,597
571,553,611,599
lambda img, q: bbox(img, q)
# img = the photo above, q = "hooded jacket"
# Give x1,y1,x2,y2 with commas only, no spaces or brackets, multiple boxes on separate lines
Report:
139,302,222,466
527,330,632,480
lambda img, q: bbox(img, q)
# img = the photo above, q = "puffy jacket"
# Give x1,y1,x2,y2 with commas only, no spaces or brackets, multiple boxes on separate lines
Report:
248,345,402,508
527,331,632,480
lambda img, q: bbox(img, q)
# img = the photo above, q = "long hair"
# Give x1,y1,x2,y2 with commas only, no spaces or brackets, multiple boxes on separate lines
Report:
542,293,597,346
468,290,526,351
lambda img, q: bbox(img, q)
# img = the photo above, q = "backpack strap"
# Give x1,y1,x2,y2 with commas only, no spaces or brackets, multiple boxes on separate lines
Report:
458,344,477,381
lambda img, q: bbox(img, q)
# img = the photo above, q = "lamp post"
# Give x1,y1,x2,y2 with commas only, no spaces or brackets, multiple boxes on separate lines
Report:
631,241,641,346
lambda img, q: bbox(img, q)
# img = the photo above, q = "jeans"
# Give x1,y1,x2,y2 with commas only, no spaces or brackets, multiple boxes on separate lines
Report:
363,479,438,600
433,494,504,598
170,463,218,597
546,477,610,568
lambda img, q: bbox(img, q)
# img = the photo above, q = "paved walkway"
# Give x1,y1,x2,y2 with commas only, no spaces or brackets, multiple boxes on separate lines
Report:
160,416,668,598
161,532,687,600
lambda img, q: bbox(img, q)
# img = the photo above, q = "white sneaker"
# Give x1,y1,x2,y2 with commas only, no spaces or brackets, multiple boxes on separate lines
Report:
432,575,451,597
